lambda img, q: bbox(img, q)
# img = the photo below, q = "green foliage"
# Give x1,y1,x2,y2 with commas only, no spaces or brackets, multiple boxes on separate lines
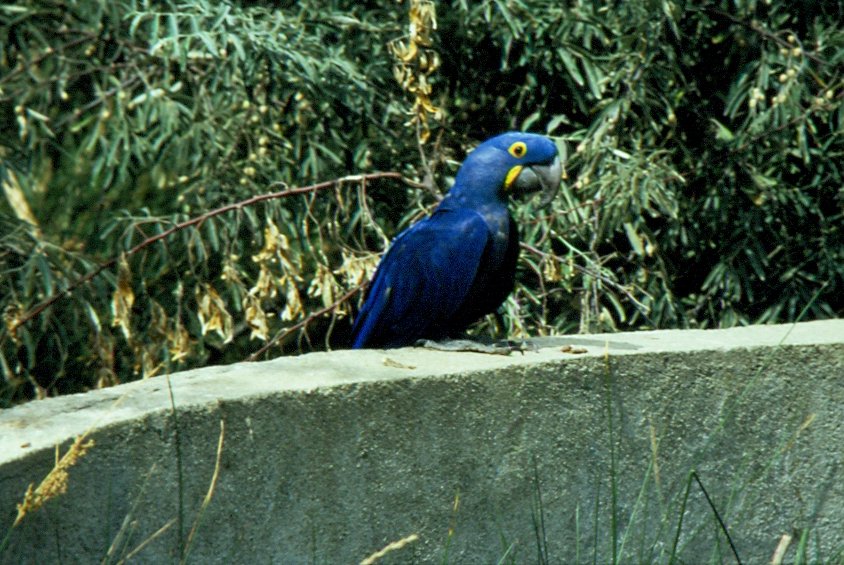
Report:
1,0,842,403
454,0,843,335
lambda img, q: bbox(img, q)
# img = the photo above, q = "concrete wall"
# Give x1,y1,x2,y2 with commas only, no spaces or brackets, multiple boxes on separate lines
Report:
1,320,842,564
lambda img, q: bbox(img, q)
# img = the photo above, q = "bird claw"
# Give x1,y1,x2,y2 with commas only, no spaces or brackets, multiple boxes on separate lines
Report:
415,339,538,355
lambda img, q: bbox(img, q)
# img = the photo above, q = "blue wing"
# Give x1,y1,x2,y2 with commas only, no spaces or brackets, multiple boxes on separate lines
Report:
351,207,492,348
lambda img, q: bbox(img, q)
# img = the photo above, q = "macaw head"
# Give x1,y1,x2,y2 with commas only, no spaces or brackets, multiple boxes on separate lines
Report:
447,132,562,208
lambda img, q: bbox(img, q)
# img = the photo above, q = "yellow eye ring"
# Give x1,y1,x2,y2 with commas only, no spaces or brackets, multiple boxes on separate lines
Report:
508,141,527,158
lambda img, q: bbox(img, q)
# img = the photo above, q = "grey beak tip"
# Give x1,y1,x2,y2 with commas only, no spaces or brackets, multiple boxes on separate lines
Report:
538,155,562,207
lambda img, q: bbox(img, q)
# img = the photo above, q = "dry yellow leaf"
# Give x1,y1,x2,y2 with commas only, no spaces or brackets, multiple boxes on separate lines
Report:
250,263,278,300
308,264,337,309
111,255,135,339
242,293,269,341
279,275,303,322
196,284,233,343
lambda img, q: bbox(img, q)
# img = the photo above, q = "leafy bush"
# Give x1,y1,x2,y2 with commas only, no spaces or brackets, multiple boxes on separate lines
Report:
1,0,841,403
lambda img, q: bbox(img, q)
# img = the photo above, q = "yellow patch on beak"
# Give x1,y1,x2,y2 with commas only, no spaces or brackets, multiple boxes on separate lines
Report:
504,165,523,190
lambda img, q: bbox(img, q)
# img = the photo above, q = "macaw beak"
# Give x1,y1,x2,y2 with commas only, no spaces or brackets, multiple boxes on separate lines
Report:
509,155,562,207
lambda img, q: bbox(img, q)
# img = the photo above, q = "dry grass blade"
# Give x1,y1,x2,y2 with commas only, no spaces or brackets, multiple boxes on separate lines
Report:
118,518,177,564
360,533,420,565
180,419,225,564
769,533,792,565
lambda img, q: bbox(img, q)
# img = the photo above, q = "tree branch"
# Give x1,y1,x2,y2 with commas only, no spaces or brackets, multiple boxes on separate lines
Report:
11,172,407,332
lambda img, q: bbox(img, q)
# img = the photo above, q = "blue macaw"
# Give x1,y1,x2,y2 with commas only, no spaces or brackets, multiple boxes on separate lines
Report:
351,132,561,349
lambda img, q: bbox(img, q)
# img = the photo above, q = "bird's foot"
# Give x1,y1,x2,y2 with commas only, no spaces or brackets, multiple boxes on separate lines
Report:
415,339,538,355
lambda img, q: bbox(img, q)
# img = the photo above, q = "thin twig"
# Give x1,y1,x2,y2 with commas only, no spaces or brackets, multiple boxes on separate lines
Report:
11,172,407,331
534,198,601,224
704,7,827,67
247,283,365,361
414,120,443,197
519,241,651,316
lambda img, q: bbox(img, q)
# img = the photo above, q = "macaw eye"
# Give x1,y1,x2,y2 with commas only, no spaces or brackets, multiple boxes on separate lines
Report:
508,141,527,158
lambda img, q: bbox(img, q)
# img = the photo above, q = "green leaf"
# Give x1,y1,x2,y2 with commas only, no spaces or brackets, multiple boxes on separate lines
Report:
558,48,585,87
546,114,570,134
710,119,734,142
623,222,645,256
581,58,605,100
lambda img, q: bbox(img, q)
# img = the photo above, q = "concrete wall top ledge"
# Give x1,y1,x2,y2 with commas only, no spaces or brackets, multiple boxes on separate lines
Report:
2,319,842,466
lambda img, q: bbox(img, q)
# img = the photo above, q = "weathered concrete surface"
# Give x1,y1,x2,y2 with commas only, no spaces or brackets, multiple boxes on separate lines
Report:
1,320,842,563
